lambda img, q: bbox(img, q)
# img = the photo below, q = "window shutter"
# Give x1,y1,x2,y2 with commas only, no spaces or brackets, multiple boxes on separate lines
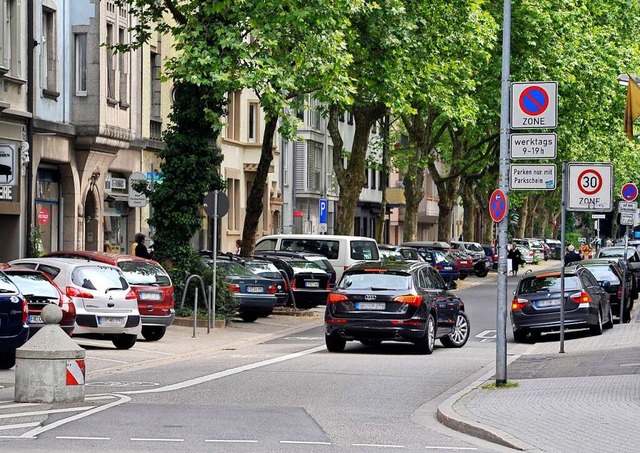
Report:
294,141,305,191
307,141,316,190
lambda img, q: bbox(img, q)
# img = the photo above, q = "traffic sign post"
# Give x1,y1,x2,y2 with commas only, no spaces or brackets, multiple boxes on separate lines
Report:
621,182,638,202
567,163,613,211
509,164,556,190
489,189,507,223
319,199,328,234
511,82,558,129
510,133,557,159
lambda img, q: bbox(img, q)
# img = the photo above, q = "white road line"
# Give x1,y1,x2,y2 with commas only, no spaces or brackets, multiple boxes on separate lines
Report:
0,403,43,409
0,422,41,431
280,440,332,445
425,447,478,451
85,395,117,401
131,437,184,442
21,394,130,438
620,363,640,367
0,401,12,404
205,439,259,443
56,436,111,440
85,356,129,364
120,345,326,395
130,347,176,356
352,444,405,449
0,406,95,419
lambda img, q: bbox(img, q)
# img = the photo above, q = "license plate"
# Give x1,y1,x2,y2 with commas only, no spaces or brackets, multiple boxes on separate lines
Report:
98,316,126,327
356,302,385,310
246,286,264,293
138,292,163,301
305,281,320,288
535,299,561,308
29,315,43,324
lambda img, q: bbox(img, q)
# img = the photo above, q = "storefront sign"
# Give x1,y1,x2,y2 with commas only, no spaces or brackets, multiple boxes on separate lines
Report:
0,144,17,186
37,207,50,225
0,185,12,200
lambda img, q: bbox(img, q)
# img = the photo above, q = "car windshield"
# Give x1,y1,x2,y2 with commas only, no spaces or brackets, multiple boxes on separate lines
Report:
117,261,171,286
338,272,412,290
350,241,380,260
289,260,323,272
583,266,619,284
245,262,282,279
519,275,581,294
306,257,333,272
7,273,58,298
434,250,455,263
466,243,484,252
599,248,633,258
71,265,129,292
380,250,404,261
398,249,420,260
217,261,256,277
0,271,20,294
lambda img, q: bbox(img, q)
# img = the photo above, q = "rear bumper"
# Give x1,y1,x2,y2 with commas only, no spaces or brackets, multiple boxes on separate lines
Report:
141,309,175,327
511,306,596,332
0,327,29,352
236,294,277,312
74,313,142,335
325,318,426,342
292,289,330,307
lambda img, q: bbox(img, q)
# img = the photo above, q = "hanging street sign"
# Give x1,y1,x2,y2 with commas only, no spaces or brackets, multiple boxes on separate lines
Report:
621,182,638,202
489,189,507,223
511,82,558,129
509,164,556,190
128,172,148,208
510,133,557,159
567,163,613,211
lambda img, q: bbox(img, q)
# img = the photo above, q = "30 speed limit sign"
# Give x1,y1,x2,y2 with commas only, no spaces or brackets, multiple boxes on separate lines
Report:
567,163,613,211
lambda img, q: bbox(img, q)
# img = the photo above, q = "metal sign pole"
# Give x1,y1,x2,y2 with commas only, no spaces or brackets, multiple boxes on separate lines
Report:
559,162,567,353
496,0,511,386
621,226,630,321
211,190,219,329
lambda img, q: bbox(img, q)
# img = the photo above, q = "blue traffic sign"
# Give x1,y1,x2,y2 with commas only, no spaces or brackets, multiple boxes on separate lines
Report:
319,199,328,224
622,183,638,202
489,189,507,223
519,86,549,116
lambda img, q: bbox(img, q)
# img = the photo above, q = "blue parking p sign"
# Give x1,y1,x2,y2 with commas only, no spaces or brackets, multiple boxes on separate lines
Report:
319,199,328,224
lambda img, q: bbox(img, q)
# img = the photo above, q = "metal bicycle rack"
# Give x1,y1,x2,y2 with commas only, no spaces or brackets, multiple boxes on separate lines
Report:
179,275,215,337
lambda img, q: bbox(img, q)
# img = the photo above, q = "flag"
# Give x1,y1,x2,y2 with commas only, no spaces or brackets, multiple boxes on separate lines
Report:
624,75,640,140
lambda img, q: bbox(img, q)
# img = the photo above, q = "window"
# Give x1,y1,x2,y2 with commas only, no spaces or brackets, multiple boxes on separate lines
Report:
339,111,345,122
347,111,354,125
226,178,241,231
118,27,129,105
225,91,241,140
1,0,20,76
248,102,259,142
150,52,161,116
41,7,58,94
307,141,322,191
106,22,115,99
74,33,87,94
282,141,289,186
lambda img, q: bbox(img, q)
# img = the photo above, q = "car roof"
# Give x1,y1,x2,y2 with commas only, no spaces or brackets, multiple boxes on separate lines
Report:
10,257,120,269
44,251,154,264
401,241,451,249
345,260,427,273
521,266,580,278
259,234,377,241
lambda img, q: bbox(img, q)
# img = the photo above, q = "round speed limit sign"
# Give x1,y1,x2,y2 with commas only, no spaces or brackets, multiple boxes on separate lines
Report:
567,163,613,211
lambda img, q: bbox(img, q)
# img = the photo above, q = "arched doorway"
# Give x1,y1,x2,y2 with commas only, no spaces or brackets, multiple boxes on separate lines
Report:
84,186,100,251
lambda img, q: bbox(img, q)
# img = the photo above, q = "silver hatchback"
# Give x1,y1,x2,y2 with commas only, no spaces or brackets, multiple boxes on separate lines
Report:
10,258,141,349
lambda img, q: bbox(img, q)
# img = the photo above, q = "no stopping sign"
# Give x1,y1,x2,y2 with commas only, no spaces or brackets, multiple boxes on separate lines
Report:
567,163,613,211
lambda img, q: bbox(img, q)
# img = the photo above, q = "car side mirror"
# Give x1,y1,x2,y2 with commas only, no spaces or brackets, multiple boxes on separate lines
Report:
600,280,610,287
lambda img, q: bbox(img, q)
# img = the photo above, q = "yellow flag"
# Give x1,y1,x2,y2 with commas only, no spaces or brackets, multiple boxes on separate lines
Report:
625,76,640,140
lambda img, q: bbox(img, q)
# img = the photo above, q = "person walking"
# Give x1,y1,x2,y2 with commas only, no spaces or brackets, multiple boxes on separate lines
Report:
507,244,523,276
133,233,152,259
235,239,242,256
564,244,582,265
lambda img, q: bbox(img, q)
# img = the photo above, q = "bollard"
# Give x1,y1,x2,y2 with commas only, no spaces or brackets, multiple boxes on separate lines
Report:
14,305,86,403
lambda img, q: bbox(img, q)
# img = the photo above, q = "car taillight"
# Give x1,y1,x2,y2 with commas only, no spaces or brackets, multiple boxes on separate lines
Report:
327,293,349,304
22,298,28,324
391,320,422,326
435,264,444,270
512,297,528,310
570,291,591,304
393,294,423,307
125,289,138,300
325,280,331,290
290,279,297,290
227,283,240,293
66,286,94,299
268,285,276,294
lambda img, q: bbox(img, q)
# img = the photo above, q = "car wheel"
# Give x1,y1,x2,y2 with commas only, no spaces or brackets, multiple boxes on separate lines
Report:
623,305,632,323
440,312,470,348
0,353,16,369
325,334,346,352
475,270,488,278
141,326,167,341
604,304,614,330
360,339,382,347
240,313,259,322
590,308,603,336
414,314,435,354
513,328,536,343
112,334,138,350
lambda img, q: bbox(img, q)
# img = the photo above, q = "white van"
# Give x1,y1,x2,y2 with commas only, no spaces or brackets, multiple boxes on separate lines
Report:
255,234,380,281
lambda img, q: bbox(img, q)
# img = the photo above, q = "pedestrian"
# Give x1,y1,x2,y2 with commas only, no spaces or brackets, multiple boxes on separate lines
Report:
133,233,152,259
564,244,582,265
507,244,523,276
235,239,242,255
606,238,613,247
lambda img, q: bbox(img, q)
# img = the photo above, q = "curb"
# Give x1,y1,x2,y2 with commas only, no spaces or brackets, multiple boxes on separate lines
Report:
435,357,537,452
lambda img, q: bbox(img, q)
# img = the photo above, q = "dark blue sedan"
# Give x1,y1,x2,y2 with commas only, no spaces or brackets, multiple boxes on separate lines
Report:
0,270,29,369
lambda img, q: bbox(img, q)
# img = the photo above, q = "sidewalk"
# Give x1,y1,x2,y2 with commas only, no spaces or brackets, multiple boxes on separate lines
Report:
438,276,640,452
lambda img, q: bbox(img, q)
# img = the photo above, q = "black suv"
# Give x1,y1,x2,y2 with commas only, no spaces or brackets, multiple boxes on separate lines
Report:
255,250,337,289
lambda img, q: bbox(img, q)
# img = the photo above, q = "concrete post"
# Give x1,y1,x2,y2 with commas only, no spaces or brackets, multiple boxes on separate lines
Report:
14,305,86,403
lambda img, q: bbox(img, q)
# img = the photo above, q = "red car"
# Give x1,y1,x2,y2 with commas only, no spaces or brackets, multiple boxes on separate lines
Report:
2,266,76,337
44,251,174,341
448,251,475,280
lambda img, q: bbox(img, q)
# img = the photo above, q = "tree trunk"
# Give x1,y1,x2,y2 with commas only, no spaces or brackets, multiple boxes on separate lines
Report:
375,116,390,244
241,115,278,256
517,197,528,238
461,181,475,241
329,104,384,235
401,114,428,242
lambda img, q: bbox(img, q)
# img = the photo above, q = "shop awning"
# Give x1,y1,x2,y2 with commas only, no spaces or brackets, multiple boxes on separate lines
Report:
385,188,406,206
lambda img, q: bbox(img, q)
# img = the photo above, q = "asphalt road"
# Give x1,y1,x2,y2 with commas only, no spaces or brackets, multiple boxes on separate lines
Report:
0,273,525,453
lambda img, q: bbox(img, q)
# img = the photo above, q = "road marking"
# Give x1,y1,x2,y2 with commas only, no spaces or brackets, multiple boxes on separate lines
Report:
0,422,40,431
85,356,129,364
280,440,332,445
120,345,326,395
85,395,118,401
21,394,130,438
205,439,259,443
425,447,478,451
130,347,176,356
131,437,184,442
0,407,95,419
284,337,323,341
352,444,405,448
56,436,111,440
475,330,496,343
620,363,640,367
0,403,43,409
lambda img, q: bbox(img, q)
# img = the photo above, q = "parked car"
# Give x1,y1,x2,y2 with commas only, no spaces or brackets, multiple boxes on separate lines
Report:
567,259,633,323
243,258,290,306
517,245,535,264
379,245,424,262
2,266,76,337
511,266,613,343
481,244,498,269
325,260,469,353
255,250,336,288
257,254,331,309
255,234,379,281
450,241,486,261
406,248,459,283
9,258,141,349
215,256,278,322
0,270,28,369
514,239,545,261
44,251,174,341
449,251,475,279
595,246,640,300
377,247,405,262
